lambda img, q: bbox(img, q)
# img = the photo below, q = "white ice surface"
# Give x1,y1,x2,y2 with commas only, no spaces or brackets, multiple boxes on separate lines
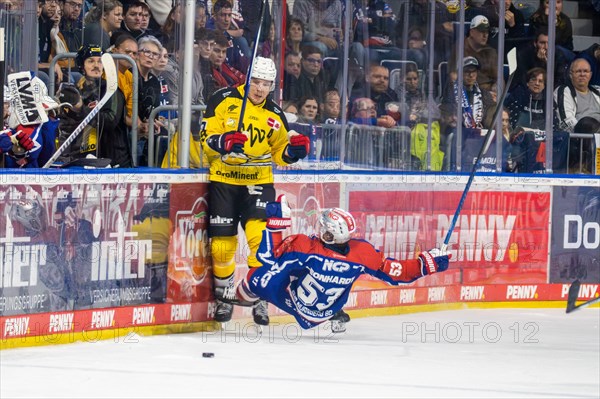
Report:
1,308,599,399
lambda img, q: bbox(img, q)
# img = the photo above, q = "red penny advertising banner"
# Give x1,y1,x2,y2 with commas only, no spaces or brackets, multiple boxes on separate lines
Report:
349,190,551,284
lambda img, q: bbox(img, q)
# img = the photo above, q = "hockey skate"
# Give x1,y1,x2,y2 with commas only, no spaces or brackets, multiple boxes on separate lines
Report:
330,310,350,333
214,300,234,323
252,300,270,326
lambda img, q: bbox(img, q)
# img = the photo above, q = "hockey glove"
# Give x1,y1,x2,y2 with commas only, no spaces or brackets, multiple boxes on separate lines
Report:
285,132,310,160
265,194,292,231
419,248,451,275
0,126,35,152
207,131,248,155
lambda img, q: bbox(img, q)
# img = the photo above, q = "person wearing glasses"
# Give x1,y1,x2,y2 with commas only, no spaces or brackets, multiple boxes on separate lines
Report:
200,57,310,326
288,45,330,105
555,58,600,172
135,35,163,166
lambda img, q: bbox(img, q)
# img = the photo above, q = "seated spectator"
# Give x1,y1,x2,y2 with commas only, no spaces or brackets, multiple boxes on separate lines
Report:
529,0,573,52
353,64,399,121
285,18,304,55
196,28,218,100
504,67,555,130
209,34,245,89
513,27,569,89
239,0,272,48
479,0,526,54
442,56,496,129
395,64,438,127
259,23,276,62
350,97,396,128
575,43,600,86
282,101,299,123
283,51,301,101
207,0,250,72
449,15,498,91
82,0,124,50
554,58,600,171
292,0,342,57
351,0,404,66
319,89,341,124
196,1,208,29
296,96,320,124
288,45,330,104
59,0,84,58
555,58,600,133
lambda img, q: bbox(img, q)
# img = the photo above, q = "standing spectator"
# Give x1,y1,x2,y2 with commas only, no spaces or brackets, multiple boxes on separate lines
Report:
504,67,555,130
365,65,398,118
136,35,163,166
110,32,138,127
295,96,320,124
118,1,148,40
442,56,496,129
55,45,131,167
160,2,181,49
38,0,64,86
83,0,124,50
199,57,309,324
513,27,569,89
449,15,498,91
59,0,84,63
529,0,573,52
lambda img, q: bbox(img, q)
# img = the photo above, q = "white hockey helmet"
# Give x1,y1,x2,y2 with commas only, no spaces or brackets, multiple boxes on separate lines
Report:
318,208,356,245
250,57,277,91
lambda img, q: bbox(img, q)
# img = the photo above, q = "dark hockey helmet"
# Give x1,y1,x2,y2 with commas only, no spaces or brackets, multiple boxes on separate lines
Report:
318,208,356,245
75,44,103,72
10,199,46,234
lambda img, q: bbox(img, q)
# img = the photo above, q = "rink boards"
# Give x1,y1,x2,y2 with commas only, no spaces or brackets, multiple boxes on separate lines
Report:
0,170,598,347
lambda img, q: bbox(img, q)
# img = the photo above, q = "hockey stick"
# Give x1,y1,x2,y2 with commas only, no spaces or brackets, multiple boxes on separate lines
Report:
566,280,600,313
42,53,118,168
442,48,517,251
236,0,268,132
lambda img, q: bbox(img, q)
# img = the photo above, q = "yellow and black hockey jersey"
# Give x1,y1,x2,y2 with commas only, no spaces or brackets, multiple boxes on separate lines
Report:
200,85,292,185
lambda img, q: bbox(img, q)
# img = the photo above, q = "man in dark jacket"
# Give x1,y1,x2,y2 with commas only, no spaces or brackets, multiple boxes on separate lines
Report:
56,45,132,167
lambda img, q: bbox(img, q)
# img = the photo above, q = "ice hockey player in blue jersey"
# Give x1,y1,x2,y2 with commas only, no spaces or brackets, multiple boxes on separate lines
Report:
218,195,451,333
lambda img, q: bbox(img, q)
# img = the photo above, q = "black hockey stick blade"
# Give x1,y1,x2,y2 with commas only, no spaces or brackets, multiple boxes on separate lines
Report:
566,280,600,313
566,280,581,313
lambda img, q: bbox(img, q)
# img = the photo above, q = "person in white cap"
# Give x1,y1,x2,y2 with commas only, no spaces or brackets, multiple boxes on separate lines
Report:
449,15,498,91
201,56,310,326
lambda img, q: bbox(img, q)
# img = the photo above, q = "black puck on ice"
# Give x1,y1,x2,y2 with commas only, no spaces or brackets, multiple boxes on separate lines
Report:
202,352,215,358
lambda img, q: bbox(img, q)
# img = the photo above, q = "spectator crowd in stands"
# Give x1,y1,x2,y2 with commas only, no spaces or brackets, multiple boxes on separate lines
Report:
1,0,599,173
